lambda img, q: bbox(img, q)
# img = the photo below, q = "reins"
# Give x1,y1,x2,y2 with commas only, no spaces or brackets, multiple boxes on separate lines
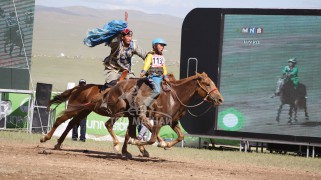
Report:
168,79,217,108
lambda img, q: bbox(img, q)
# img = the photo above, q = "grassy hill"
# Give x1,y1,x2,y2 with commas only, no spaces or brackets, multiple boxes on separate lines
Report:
31,5,182,91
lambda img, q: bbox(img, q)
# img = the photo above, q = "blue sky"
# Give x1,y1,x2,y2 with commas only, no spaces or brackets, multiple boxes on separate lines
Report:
35,0,321,18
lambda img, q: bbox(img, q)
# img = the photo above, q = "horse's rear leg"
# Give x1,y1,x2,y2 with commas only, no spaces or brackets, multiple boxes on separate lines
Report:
55,117,81,150
40,112,77,143
276,104,283,122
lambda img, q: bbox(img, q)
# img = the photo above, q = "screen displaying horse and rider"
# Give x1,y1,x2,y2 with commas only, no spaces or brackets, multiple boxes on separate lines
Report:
0,0,34,69
218,14,321,139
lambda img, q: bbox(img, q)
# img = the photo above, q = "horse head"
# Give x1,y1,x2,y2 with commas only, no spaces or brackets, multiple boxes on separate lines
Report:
195,72,223,106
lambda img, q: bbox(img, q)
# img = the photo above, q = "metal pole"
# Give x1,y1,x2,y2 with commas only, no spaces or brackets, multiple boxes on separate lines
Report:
312,146,315,158
187,58,198,77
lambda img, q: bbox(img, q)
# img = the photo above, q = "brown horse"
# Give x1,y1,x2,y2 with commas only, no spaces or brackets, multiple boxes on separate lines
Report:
101,72,224,153
42,72,223,157
40,77,168,157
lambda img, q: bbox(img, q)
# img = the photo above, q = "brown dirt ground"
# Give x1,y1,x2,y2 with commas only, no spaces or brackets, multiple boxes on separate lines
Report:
0,141,320,180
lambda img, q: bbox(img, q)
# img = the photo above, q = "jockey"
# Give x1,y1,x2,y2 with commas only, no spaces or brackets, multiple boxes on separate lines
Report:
100,13,147,110
271,58,299,98
140,38,170,107
5,12,18,30
282,58,299,89
103,28,147,87
4,11,19,54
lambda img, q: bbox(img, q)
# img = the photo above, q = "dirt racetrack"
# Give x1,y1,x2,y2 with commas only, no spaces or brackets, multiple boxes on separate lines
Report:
0,132,321,180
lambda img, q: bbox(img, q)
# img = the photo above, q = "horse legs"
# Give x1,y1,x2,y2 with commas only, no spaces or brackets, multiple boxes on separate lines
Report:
293,106,298,122
105,117,121,153
165,122,184,148
276,104,283,122
55,111,90,149
304,102,309,120
121,123,135,159
9,43,14,56
288,105,294,124
4,42,7,53
134,115,161,147
40,111,78,143
54,117,81,150
127,116,150,157
18,46,22,56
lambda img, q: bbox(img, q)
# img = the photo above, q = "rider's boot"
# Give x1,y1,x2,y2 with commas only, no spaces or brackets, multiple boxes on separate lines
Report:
99,80,117,111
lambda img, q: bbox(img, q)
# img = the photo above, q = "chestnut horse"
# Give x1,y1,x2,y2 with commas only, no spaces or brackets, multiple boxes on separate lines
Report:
101,72,224,154
40,75,171,157
40,85,166,157
42,72,223,157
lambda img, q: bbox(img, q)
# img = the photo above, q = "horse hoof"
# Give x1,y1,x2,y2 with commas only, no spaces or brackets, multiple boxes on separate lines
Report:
157,141,167,148
122,152,133,159
54,144,62,150
128,138,136,145
40,137,46,143
142,151,150,157
113,144,120,153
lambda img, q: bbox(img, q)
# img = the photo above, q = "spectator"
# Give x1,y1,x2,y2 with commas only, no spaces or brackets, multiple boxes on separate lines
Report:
72,79,87,142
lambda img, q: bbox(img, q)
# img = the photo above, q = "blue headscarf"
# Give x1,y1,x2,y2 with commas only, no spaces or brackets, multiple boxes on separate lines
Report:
83,20,127,47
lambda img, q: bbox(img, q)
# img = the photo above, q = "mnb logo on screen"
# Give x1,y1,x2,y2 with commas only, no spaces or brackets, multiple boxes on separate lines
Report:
241,27,263,34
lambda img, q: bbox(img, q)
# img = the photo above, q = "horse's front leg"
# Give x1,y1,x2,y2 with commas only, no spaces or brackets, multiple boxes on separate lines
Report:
164,122,184,149
105,117,121,153
134,115,161,146
288,104,294,124
134,115,164,147
276,104,283,122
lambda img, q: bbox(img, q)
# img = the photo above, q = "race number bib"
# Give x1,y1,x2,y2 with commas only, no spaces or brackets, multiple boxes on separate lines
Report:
151,55,165,68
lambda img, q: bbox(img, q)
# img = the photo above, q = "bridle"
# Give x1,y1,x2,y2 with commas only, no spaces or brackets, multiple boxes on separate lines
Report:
197,80,218,103
170,79,218,108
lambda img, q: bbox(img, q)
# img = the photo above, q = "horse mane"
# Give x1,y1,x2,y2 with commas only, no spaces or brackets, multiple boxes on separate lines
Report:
167,73,176,82
169,72,203,86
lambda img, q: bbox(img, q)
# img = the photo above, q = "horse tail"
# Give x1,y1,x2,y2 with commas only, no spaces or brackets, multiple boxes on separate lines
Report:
62,102,95,114
48,87,79,110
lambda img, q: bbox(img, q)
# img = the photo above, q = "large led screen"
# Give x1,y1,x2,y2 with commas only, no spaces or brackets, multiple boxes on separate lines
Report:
218,14,321,139
0,0,34,89
0,0,34,68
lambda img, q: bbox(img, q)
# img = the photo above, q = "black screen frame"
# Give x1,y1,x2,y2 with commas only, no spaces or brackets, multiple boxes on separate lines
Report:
180,8,321,144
